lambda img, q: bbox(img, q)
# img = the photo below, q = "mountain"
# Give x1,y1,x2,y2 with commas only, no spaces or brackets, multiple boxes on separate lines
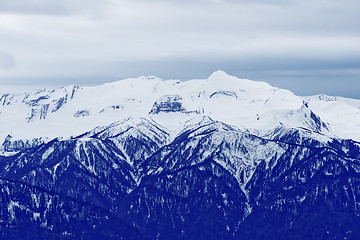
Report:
0,71,359,239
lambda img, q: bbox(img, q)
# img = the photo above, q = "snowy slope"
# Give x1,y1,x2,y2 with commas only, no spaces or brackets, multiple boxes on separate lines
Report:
305,94,360,140
0,70,359,154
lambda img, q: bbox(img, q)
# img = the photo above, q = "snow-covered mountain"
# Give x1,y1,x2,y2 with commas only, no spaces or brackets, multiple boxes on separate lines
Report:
1,71,360,239
1,70,359,153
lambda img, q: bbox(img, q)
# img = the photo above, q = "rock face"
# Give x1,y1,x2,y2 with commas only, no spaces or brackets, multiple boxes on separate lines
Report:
149,95,186,114
0,71,360,239
2,135,45,152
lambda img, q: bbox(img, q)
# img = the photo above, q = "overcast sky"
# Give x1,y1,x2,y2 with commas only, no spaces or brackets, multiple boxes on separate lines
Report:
0,0,359,98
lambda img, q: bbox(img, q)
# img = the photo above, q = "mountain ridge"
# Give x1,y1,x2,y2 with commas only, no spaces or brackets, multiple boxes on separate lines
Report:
1,70,359,155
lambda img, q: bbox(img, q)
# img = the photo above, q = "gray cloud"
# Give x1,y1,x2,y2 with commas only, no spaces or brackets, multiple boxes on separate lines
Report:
0,0,359,98
0,51,16,70
0,0,112,15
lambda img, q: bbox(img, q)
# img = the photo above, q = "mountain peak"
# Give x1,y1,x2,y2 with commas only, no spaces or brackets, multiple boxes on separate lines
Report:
207,70,241,84
208,70,231,79
207,70,273,90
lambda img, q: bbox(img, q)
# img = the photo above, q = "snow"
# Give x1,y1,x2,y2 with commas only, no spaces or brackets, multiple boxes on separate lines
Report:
8,200,20,220
112,163,120,169
42,146,54,160
31,193,40,208
52,162,61,180
305,96,360,140
33,212,41,221
0,70,359,148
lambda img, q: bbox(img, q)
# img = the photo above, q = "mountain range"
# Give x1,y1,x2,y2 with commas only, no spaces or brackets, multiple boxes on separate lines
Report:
0,70,359,239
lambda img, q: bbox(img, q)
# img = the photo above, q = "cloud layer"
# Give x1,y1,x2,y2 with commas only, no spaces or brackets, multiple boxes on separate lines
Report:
0,0,359,98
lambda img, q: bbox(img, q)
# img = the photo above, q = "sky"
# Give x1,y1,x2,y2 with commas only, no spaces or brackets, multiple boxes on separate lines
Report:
0,0,359,98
